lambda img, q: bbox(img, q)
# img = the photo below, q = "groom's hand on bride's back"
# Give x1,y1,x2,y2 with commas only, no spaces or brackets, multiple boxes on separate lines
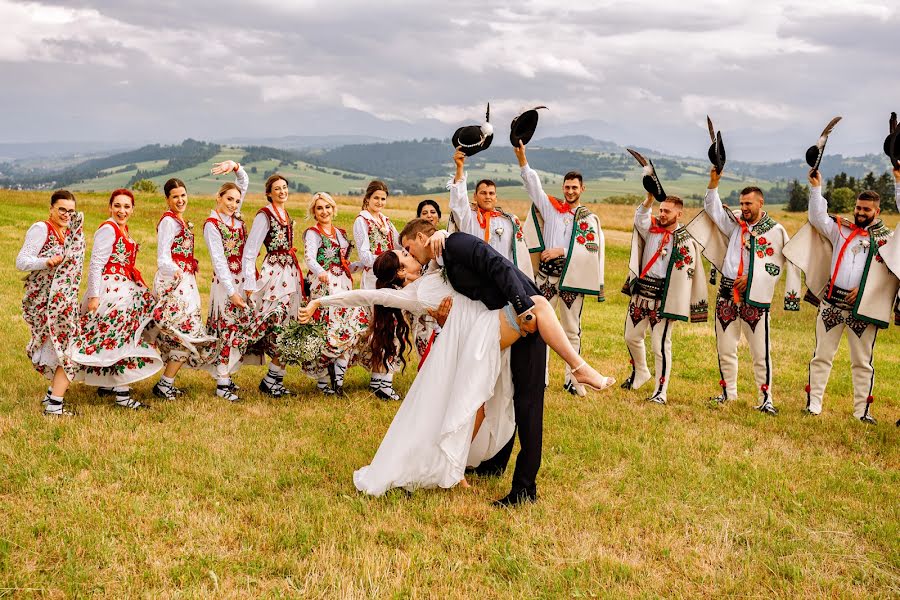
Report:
427,296,452,327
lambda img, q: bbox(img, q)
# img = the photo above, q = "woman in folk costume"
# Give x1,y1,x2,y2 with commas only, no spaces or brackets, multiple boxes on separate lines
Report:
353,180,402,400
202,160,277,402
302,191,368,394
241,173,301,397
412,199,446,360
151,178,218,400
69,189,163,410
17,190,86,416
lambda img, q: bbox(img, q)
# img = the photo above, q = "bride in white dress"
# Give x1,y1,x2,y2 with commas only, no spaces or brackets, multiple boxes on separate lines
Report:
300,249,614,496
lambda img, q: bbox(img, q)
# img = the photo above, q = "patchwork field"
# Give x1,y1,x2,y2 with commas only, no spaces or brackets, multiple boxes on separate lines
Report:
0,189,897,597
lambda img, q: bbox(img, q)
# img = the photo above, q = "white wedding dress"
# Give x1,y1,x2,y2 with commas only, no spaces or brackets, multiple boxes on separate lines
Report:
318,265,516,496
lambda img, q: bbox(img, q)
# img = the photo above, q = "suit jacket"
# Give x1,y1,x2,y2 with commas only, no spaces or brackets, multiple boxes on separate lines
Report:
443,232,538,315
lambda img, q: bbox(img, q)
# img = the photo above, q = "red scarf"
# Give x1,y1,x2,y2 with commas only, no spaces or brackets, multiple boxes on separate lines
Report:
547,195,575,215
45,220,65,246
734,220,751,304
828,224,869,298
639,218,673,279
476,207,504,241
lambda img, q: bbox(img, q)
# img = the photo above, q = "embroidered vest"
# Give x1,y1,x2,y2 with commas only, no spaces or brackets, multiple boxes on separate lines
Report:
361,213,395,256
258,205,299,269
307,226,351,277
38,221,65,260
205,216,246,275
101,221,144,285
157,211,198,274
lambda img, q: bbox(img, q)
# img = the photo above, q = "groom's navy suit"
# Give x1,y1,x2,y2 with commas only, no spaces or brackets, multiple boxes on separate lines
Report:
441,232,547,499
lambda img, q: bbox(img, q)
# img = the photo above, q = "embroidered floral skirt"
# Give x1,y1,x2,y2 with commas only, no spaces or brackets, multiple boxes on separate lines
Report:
203,274,284,376
249,260,302,361
300,272,371,378
69,274,163,386
153,272,218,365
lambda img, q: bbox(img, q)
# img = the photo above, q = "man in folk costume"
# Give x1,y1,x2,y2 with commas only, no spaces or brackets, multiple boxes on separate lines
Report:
515,140,604,396
622,171,708,405
447,106,534,279
687,168,801,415
17,190,85,416
783,167,900,424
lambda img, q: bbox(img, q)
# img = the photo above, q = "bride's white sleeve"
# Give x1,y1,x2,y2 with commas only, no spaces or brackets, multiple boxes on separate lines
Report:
319,284,425,314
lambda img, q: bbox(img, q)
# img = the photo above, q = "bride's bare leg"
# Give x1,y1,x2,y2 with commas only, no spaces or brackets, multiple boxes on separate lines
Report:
498,296,614,391
458,404,487,489
471,404,486,441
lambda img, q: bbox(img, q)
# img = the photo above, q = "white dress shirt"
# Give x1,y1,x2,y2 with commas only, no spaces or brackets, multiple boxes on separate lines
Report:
808,185,879,291
634,204,673,279
448,172,516,262
704,188,767,280
520,164,576,255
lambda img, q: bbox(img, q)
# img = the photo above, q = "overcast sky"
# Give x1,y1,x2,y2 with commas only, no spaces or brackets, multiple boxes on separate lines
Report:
2,0,898,161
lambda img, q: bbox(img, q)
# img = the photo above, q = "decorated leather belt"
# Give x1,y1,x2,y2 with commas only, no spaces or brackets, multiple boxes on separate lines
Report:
825,284,855,311
539,256,566,278
633,276,665,300
717,276,735,298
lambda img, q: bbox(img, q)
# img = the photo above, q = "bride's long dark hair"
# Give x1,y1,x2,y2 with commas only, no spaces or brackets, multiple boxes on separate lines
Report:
370,251,411,372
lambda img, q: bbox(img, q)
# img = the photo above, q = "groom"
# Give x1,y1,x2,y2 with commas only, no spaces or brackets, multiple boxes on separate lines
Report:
400,218,547,507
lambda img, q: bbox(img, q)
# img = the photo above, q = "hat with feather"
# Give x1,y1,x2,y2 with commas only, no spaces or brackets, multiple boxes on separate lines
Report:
805,116,841,174
883,112,899,170
627,148,667,202
451,103,494,157
706,115,726,174
509,106,548,147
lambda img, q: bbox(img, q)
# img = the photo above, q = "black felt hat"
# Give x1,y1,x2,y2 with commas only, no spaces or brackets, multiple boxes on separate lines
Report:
706,116,726,174
451,103,494,157
627,148,667,203
805,116,842,174
509,106,548,147
883,112,899,169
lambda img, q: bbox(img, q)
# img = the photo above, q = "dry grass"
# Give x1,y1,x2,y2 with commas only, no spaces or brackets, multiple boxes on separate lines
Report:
0,189,897,598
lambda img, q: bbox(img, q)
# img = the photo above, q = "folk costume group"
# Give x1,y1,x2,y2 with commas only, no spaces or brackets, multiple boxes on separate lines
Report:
16,107,900,507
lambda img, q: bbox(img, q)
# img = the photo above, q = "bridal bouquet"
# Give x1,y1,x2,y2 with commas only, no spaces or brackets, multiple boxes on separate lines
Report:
276,320,327,365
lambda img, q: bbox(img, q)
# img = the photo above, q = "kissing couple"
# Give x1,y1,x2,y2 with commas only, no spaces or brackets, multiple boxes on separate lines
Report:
300,218,615,506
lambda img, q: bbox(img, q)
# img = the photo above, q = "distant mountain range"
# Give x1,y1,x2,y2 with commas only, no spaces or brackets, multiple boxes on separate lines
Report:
0,135,893,194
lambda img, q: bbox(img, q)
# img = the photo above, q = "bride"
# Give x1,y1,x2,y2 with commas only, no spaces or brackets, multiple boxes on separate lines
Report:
299,247,614,496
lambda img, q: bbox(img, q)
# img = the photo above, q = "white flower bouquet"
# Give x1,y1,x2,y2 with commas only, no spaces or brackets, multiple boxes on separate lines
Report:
276,320,327,365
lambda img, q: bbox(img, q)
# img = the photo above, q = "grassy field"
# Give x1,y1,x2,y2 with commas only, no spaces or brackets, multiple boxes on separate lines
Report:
0,188,897,597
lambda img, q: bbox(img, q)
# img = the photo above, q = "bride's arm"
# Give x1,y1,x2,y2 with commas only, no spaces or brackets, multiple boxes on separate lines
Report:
318,282,425,313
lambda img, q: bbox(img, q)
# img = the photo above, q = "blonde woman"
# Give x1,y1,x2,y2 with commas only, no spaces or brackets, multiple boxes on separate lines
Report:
302,192,365,394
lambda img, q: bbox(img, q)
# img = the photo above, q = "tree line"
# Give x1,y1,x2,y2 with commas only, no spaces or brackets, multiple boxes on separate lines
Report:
785,171,897,213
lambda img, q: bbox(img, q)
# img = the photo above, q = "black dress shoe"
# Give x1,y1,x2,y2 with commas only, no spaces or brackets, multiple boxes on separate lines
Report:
492,489,537,507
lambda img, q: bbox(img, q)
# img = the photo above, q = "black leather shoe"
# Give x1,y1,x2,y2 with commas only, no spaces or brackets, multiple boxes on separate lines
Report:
620,373,635,390
492,490,537,507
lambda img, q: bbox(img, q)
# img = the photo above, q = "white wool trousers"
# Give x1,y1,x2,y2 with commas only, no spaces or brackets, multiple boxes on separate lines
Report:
714,293,773,405
623,294,675,400
806,300,877,419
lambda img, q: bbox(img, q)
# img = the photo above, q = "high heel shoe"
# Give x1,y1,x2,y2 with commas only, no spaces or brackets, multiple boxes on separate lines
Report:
571,361,616,391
